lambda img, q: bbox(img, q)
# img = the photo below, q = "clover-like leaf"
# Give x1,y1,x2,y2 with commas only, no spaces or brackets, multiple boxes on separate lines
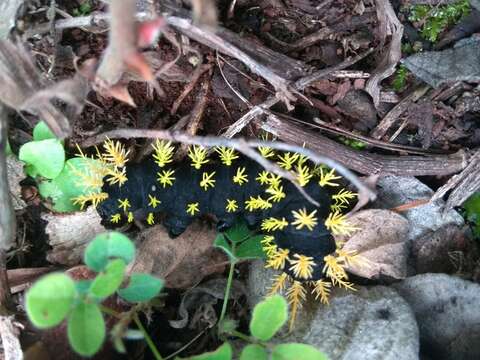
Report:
25,273,76,328
240,344,267,360
214,220,265,261
250,295,288,341
84,232,135,272
67,302,106,357
19,139,65,179
271,343,328,360
33,121,57,141
224,221,251,243
180,342,232,360
89,259,126,299
38,157,102,212
235,234,265,260
117,273,164,303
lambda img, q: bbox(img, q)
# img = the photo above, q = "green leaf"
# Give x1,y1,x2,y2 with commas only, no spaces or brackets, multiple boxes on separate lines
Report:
271,343,328,360
67,302,106,357
84,232,135,272
19,139,65,179
117,273,164,303
224,221,251,243
89,259,126,299
214,220,265,261
240,344,267,360
214,233,236,261
75,280,92,296
38,157,102,212
235,234,265,260
25,273,76,329
179,342,232,360
33,121,57,141
5,139,12,156
465,192,480,237
250,295,288,341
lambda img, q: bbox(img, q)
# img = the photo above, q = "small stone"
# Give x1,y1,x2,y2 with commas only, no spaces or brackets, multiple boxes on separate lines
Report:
394,274,480,360
374,176,464,242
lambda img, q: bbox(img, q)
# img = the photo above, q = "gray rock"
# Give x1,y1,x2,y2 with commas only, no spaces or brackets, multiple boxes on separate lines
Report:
403,37,480,88
394,274,480,360
247,262,420,360
374,176,464,242
246,260,276,309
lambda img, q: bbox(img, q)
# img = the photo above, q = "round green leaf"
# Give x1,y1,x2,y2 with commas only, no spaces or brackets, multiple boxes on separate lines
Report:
67,302,106,357
38,157,102,212
89,259,126,299
84,232,135,272
33,121,57,141
271,343,328,360
181,342,232,360
250,295,287,341
240,344,267,360
117,273,164,303
19,139,65,179
25,273,76,329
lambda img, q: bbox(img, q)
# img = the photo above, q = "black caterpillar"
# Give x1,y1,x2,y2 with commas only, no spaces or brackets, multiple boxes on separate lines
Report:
77,139,359,325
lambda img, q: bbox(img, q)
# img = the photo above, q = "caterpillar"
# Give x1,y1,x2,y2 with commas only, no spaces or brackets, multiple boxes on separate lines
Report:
73,138,360,327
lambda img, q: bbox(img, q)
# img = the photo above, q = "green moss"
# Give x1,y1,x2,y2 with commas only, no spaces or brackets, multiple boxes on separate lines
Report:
408,0,470,42
72,1,92,16
392,64,409,92
464,192,480,238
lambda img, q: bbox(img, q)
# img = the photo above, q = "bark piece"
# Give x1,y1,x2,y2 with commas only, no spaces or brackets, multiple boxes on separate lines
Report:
7,155,26,211
43,207,105,266
0,316,22,360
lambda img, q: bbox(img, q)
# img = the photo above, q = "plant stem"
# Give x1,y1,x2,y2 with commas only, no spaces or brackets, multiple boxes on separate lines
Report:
133,312,164,360
230,330,252,343
218,258,236,325
99,304,121,318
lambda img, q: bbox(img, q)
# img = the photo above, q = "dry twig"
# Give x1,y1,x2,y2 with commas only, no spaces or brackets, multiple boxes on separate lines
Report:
0,106,14,312
260,116,467,177
365,0,404,107
222,48,374,139
432,149,480,209
371,85,430,139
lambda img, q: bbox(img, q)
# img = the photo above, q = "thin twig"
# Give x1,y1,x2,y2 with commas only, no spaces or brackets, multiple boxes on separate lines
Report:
221,48,374,139
80,129,376,206
0,106,14,312
171,64,212,115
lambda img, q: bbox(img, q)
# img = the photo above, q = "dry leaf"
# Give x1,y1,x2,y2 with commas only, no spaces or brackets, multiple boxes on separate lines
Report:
169,278,245,329
130,222,227,289
340,209,409,280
